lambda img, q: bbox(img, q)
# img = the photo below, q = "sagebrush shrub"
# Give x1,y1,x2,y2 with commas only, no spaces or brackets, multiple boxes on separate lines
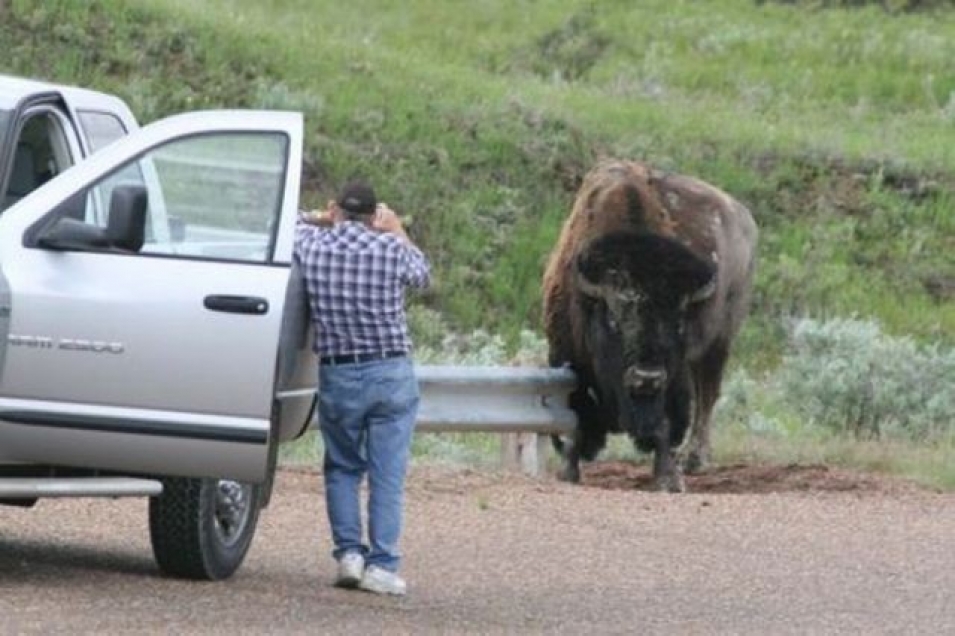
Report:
414,325,548,366
777,317,955,440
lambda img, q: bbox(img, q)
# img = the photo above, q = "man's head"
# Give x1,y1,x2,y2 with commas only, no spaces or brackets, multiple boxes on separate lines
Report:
336,180,377,220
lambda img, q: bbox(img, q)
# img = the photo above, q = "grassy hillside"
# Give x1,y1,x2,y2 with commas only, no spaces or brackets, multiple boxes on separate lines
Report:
2,0,953,484
2,0,952,347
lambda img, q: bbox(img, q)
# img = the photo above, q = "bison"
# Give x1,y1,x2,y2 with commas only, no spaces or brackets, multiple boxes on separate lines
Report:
542,159,758,492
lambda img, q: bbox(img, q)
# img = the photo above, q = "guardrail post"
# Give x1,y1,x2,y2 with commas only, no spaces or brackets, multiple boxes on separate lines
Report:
500,432,550,476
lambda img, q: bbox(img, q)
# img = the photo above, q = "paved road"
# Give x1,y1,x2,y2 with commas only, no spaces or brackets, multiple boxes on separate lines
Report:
1,466,953,635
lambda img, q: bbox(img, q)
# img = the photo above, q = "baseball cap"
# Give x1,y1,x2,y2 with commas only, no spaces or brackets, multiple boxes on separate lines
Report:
337,180,377,215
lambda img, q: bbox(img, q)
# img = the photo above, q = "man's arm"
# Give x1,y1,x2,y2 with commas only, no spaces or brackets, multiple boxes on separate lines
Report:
374,204,430,289
294,207,334,256
399,243,431,289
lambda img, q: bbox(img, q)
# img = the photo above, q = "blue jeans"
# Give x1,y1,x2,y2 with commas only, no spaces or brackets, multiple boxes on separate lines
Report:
318,356,419,572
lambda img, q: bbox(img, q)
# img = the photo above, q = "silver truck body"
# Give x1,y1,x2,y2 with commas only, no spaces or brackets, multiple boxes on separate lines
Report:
0,75,316,486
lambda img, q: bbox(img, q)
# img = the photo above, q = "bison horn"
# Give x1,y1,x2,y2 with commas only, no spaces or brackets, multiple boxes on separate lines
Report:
575,269,612,300
687,278,716,305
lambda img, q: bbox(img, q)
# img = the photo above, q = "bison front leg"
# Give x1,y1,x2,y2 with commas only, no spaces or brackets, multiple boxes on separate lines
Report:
556,436,582,483
556,385,607,484
652,446,685,493
631,394,685,493
655,372,690,493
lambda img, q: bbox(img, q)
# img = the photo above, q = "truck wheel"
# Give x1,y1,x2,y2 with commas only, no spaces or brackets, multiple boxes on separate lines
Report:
149,477,261,580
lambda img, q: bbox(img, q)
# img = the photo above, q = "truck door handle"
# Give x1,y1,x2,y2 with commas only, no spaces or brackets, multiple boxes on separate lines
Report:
203,295,269,315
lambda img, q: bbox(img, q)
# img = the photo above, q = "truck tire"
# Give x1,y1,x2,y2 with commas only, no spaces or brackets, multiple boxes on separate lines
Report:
149,477,261,580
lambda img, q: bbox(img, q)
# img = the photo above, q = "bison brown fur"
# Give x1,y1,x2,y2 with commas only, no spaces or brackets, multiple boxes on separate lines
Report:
542,159,758,492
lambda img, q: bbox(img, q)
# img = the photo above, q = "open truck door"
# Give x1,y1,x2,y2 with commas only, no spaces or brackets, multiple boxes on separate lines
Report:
0,109,309,579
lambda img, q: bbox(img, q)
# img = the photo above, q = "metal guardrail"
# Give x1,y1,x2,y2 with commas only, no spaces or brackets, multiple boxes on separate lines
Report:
416,365,577,476
310,365,579,475
414,365,578,435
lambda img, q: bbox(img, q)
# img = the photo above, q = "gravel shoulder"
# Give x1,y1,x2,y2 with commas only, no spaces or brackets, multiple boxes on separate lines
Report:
1,463,953,635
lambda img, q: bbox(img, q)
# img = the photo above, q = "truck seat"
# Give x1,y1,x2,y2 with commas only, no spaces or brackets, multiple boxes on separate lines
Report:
3,143,39,208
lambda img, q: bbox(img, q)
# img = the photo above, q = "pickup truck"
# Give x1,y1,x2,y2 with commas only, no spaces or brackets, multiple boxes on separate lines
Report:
0,74,317,580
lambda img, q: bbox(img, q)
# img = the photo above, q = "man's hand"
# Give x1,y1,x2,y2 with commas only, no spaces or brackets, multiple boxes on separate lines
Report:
372,204,403,233
300,203,335,227
372,204,413,243
374,204,412,243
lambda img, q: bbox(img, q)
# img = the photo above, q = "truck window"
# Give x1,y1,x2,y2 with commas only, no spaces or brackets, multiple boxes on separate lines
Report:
2,109,75,212
77,110,128,152
59,131,288,263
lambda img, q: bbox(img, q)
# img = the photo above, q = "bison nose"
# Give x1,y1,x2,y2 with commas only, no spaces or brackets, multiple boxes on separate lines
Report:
625,366,667,393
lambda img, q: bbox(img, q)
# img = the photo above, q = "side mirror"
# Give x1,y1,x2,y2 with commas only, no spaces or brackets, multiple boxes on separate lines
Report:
37,217,111,250
105,185,148,252
37,185,147,253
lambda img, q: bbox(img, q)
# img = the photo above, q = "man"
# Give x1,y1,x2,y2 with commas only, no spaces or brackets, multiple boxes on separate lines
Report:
295,180,431,596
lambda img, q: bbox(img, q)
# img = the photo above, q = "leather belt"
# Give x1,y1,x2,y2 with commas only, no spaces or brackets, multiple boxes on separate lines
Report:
320,351,406,366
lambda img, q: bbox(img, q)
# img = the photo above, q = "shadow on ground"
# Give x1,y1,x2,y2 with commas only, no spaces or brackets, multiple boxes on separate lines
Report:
0,538,157,581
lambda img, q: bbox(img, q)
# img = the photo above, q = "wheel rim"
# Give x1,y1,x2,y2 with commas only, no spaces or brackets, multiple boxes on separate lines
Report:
213,480,253,548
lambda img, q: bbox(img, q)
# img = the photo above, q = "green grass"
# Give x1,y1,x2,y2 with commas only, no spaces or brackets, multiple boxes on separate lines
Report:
716,426,955,491
283,426,955,491
280,429,503,471
2,0,953,486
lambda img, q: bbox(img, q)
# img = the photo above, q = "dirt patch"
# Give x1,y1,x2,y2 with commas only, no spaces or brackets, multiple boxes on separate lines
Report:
580,460,937,495
283,460,940,497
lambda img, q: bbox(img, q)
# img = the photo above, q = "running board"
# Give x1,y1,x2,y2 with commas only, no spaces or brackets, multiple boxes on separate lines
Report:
0,477,163,499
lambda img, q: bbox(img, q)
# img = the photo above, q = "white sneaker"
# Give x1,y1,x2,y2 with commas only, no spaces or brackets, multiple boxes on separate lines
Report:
335,552,364,588
358,565,407,596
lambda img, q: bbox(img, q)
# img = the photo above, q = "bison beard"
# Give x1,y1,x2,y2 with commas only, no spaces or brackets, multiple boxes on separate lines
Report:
542,160,758,493
630,394,665,453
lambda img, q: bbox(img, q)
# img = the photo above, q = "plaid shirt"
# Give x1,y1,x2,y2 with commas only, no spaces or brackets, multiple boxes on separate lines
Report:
295,219,431,357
